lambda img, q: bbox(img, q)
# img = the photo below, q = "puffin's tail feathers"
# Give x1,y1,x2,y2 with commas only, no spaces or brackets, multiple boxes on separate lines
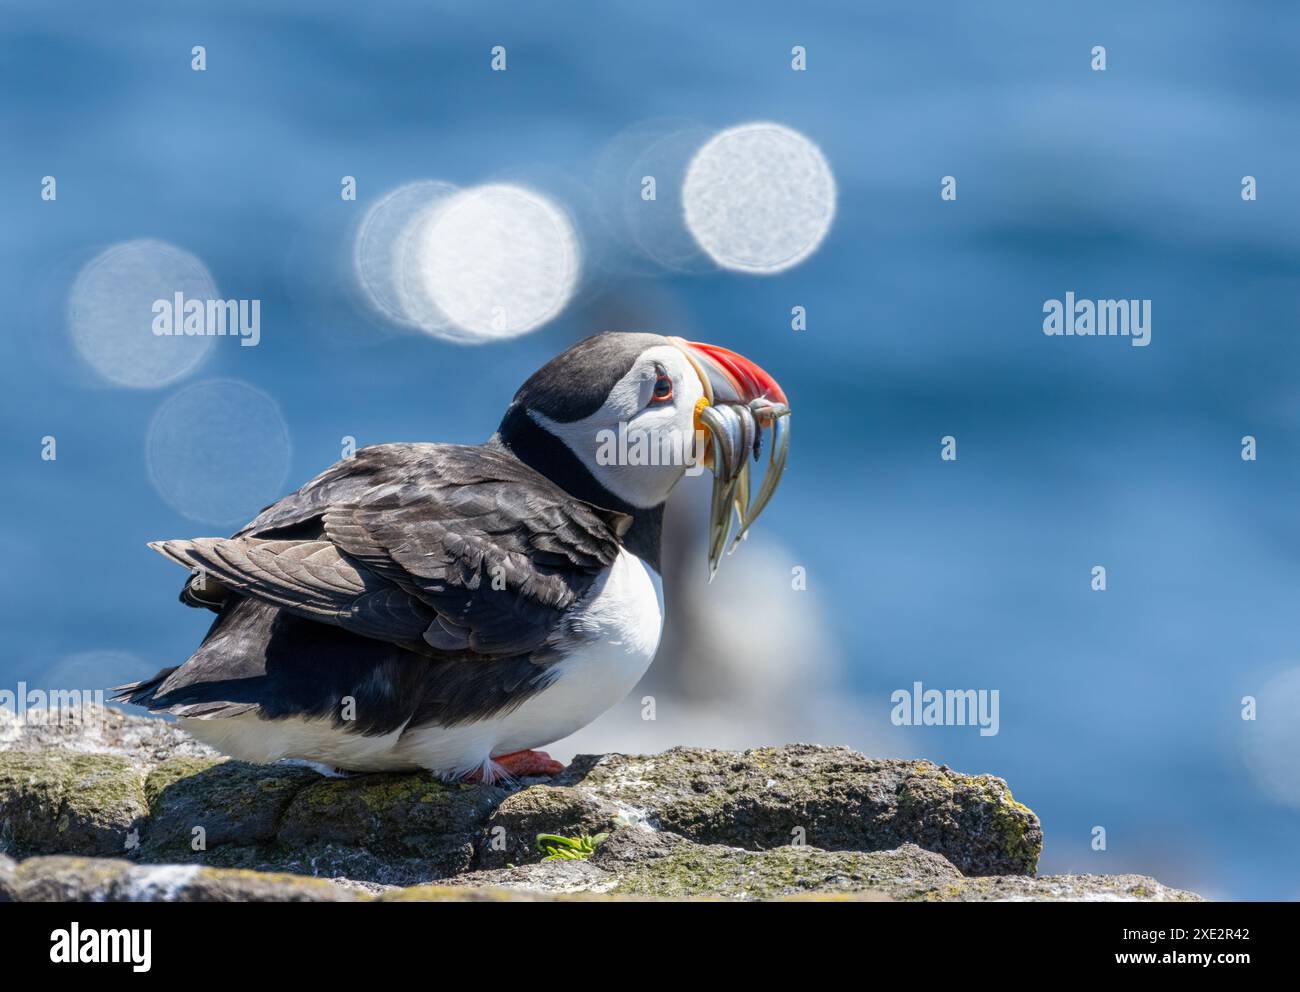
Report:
110,666,178,707
111,667,257,719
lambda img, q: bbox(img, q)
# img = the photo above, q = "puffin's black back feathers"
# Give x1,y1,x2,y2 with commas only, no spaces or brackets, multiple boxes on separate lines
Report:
117,441,636,729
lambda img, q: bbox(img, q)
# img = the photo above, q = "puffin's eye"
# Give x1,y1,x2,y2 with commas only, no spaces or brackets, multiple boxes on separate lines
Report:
651,365,673,402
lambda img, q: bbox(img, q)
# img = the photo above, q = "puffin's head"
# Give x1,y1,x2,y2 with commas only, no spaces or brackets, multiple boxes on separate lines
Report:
497,331,790,577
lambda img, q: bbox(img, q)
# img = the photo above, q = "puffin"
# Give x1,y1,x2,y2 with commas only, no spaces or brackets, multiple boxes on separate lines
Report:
114,332,790,782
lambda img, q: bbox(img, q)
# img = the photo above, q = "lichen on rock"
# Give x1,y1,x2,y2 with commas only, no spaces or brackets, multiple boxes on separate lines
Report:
144,757,316,854
525,745,1041,875
0,751,146,858
0,705,1197,902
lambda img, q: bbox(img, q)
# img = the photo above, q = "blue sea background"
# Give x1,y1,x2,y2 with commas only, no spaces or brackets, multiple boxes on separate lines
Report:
3,1,1299,898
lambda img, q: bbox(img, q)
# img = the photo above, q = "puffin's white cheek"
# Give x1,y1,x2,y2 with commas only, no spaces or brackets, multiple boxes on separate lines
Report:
633,408,685,441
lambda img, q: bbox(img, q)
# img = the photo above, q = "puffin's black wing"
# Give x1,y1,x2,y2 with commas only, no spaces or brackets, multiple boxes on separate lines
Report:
152,443,630,664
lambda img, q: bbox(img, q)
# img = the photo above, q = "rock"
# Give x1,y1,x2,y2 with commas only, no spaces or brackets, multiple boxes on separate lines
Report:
0,847,1202,903
447,830,1200,902
1,706,215,766
475,785,621,870
592,830,960,900
9,855,360,902
143,757,317,854
448,858,616,896
0,751,147,858
274,772,506,884
457,830,961,900
925,872,1202,902
0,852,15,901
539,746,1042,875
380,883,597,901
0,704,1195,901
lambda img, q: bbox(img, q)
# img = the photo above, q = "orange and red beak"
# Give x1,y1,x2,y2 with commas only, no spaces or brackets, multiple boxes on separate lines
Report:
671,338,788,408
668,337,791,580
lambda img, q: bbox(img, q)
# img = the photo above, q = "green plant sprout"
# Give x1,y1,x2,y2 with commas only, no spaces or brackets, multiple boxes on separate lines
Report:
536,832,609,861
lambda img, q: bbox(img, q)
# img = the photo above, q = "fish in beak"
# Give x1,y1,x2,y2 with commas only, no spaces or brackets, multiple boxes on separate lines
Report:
668,337,791,580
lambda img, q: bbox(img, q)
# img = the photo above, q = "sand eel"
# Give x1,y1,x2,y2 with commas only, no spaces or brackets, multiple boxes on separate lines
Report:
115,332,790,782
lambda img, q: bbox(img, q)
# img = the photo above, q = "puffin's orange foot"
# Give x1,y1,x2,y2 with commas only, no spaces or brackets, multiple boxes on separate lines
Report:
492,749,566,778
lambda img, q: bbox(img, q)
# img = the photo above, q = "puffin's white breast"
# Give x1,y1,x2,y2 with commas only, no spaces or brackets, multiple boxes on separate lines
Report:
392,546,664,775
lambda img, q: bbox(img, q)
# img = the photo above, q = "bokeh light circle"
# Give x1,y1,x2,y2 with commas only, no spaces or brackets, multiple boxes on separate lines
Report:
682,122,836,274
146,379,292,528
419,183,580,341
353,180,458,332
593,119,716,274
68,239,218,388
